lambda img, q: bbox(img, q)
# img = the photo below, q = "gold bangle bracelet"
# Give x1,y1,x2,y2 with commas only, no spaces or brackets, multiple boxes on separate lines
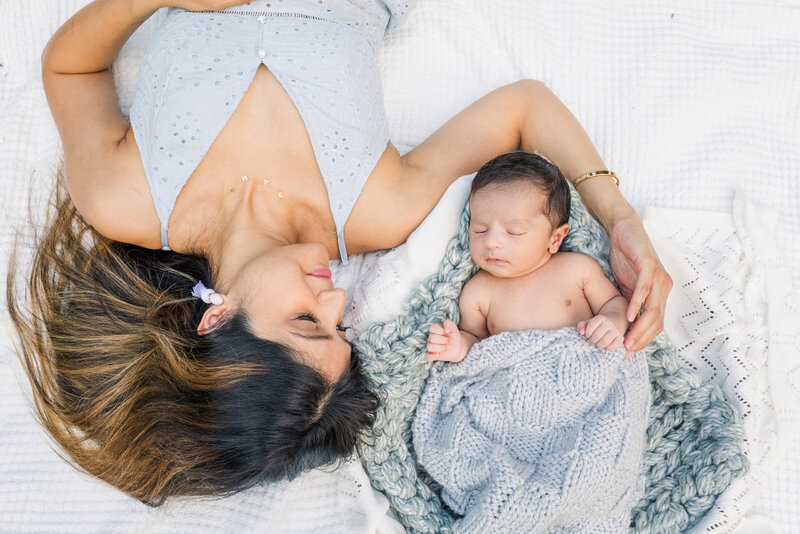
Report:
573,170,619,187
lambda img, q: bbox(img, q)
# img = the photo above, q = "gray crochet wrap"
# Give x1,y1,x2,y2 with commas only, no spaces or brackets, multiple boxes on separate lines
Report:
412,327,651,533
352,182,749,534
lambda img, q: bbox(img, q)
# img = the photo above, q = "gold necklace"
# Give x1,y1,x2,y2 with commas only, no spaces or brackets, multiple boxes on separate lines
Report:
206,174,300,245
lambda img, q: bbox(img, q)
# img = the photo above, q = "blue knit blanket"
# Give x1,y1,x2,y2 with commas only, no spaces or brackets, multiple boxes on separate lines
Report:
413,327,651,533
353,183,749,534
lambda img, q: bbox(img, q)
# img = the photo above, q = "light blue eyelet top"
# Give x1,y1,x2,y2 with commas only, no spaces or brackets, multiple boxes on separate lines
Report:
129,0,414,265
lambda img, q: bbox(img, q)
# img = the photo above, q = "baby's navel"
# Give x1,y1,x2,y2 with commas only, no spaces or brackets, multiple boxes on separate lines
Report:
565,299,572,306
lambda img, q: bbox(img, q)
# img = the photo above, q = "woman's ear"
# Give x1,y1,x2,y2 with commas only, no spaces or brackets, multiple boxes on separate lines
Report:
197,298,229,335
549,223,570,253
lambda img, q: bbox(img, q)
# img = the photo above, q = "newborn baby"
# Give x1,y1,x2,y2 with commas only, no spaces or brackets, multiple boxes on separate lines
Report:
414,151,650,533
426,150,631,362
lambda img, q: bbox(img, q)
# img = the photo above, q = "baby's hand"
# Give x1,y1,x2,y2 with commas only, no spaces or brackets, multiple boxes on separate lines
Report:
426,320,465,362
577,315,625,352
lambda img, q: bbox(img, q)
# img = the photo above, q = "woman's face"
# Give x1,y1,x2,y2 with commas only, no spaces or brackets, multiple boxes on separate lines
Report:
228,243,351,381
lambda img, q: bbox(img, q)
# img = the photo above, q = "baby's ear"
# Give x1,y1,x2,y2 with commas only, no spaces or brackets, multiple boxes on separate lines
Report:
549,223,570,252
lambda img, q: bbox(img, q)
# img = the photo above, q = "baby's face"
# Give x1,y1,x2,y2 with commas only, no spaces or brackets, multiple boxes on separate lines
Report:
469,183,567,278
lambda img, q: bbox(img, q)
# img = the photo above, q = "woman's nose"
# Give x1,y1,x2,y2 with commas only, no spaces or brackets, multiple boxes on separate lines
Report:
319,287,347,315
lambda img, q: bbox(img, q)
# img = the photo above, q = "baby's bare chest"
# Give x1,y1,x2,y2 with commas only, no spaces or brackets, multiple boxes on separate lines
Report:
485,271,594,334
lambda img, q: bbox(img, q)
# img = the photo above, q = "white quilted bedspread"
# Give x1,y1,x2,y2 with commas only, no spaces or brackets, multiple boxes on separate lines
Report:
2,0,799,532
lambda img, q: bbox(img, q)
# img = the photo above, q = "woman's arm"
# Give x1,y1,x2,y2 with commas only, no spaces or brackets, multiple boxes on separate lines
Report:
402,79,672,353
41,0,166,228
41,0,246,235
402,80,631,229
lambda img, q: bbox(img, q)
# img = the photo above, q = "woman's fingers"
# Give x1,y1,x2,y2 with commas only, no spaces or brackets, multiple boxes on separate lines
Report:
626,263,654,322
178,1,253,11
625,269,672,352
626,320,661,353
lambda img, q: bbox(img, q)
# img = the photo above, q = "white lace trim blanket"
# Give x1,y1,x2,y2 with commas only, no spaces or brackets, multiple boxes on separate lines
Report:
412,327,651,533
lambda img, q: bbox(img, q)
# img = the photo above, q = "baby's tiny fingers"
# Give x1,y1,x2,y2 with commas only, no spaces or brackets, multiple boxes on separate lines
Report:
584,317,604,338
596,331,616,349
426,342,445,353
443,319,459,334
427,333,448,345
589,326,610,344
426,351,457,363
429,323,444,335
608,336,624,351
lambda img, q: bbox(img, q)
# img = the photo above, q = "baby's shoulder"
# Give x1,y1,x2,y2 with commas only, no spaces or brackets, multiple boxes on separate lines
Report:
550,251,605,279
463,269,493,291
461,270,496,300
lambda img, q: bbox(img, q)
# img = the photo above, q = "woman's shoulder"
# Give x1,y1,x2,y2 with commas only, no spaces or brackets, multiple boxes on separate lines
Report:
338,141,428,253
72,126,162,248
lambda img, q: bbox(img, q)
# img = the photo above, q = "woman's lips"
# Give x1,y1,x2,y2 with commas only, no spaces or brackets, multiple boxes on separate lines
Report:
307,268,332,279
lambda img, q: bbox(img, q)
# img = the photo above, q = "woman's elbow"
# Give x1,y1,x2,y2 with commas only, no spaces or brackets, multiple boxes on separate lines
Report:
41,34,58,73
511,78,548,96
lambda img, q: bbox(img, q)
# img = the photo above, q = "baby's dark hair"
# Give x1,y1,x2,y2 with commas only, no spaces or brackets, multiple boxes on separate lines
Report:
471,151,571,229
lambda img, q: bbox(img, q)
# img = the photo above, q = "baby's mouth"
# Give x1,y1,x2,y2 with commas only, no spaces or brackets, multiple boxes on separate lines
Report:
486,257,508,265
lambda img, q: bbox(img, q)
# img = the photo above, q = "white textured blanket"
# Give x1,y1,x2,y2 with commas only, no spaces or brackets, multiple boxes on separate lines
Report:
1,0,799,532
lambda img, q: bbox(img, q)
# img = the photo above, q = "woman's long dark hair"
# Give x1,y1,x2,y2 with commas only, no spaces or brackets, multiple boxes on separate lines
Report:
7,172,378,506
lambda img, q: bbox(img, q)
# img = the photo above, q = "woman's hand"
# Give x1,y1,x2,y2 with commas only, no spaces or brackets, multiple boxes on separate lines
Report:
149,0,251,11
608,212,673,356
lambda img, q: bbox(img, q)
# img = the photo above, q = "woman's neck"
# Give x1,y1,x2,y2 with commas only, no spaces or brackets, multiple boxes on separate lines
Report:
205,181,298,287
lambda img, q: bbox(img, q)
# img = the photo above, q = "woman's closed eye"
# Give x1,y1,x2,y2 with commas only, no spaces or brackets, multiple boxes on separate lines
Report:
296,313,319,325
297,313,347,333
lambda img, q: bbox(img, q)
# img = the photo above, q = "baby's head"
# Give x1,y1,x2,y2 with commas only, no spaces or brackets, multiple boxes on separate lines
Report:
469,151,571,278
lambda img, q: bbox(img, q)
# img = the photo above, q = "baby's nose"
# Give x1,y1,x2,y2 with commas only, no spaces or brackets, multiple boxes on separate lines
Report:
486,231,504,248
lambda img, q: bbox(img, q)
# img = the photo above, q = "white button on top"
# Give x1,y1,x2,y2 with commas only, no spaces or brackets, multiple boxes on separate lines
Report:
258,49,266,58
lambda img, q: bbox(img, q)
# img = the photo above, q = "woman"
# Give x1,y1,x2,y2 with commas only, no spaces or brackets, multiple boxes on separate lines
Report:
9,0,672,506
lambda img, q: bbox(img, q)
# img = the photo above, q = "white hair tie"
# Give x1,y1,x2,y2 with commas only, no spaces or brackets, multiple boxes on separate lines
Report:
191,281,223,305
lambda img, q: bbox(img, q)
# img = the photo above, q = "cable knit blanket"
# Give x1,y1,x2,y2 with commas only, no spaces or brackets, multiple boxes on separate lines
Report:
412,327,651,533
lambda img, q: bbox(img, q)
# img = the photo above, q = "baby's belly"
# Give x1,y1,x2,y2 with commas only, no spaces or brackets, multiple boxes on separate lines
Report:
487,293,594,334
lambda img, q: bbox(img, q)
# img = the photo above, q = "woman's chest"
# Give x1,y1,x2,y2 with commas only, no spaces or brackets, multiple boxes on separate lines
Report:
114,10,402,254
118,63,404,254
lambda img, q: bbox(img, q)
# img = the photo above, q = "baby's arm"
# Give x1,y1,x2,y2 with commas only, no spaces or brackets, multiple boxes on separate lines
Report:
426,276,490,362
575,254,630,354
